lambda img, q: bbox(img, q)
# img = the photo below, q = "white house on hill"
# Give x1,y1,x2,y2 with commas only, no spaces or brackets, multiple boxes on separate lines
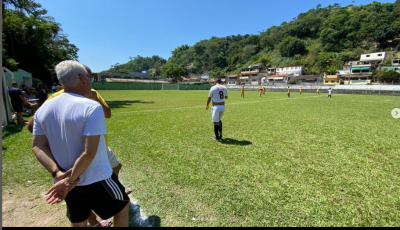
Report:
275,66,304,76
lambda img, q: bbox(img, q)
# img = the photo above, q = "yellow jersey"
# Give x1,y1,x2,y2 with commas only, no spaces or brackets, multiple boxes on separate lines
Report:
287,88,290,94
46,89,110,148
55,85,63,92
259,88,263,93
241,88,244,93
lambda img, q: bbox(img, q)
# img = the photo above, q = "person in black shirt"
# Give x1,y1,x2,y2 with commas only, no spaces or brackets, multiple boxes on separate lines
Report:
8,82,29,124
37,84,48,106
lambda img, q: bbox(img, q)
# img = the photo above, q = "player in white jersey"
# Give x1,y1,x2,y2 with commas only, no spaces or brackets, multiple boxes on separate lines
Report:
206,79,228,141
328,88,332,98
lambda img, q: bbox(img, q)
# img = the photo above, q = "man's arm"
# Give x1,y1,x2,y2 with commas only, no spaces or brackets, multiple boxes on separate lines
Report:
206,97,212,110
27,116,34,133
19,94,29,105
90,91,111,118
68,135,101,183
32,135,71,180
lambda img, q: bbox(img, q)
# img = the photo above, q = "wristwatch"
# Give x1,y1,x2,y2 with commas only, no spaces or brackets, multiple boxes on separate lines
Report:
51,168,60,178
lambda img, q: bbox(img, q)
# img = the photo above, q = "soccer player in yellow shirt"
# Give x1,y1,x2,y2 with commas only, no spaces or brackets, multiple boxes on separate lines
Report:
259,87,263,97
316,88,320,95
299,87,302,95
241,86,245,98
287,86,291,98
262,86,266,95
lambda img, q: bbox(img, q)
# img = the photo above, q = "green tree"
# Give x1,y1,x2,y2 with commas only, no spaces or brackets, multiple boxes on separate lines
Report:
163,65,186,83
374,69,400,83
116,68,130,74
2,0,78,84
278,36,307,57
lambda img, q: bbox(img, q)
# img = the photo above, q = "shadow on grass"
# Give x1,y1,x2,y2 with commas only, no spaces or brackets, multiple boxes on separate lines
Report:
220,138,252,146
107,100,155,109
129,203,161,227
2,123,27,139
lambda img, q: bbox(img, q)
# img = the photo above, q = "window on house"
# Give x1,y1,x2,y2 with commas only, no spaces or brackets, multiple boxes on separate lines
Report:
378,54,382,56
366,55,370,57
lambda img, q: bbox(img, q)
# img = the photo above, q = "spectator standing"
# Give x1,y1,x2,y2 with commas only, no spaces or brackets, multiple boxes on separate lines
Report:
8,82,30,124
32,60,130,227
37,84,48,106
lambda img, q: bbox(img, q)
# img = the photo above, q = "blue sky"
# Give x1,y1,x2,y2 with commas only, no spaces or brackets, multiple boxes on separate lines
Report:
36,0,395,72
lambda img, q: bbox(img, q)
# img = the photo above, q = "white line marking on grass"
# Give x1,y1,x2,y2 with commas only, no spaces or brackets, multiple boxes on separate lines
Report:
115,94,347,115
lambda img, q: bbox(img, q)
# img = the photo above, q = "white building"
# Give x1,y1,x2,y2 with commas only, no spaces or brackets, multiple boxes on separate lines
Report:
275,66,305,76
360,52,386,63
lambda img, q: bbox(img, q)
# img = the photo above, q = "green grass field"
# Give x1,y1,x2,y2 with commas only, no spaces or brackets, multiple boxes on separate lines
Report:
2,90,400,227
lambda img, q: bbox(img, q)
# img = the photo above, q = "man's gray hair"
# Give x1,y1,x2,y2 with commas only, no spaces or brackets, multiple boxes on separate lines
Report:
55,60,87,88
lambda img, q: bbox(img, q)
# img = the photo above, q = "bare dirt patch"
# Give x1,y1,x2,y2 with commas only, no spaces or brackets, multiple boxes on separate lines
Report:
2,186,69,227
2,185,161,227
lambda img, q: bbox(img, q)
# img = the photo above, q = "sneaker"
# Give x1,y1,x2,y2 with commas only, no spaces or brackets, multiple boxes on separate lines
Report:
213,137,220,142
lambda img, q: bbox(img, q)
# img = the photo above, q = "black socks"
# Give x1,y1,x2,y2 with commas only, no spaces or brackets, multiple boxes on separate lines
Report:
214,125,219,139
219,120,222,139
214,120,223,140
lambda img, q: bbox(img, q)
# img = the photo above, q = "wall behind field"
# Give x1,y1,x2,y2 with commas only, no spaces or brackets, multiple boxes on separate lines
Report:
92,82,212,91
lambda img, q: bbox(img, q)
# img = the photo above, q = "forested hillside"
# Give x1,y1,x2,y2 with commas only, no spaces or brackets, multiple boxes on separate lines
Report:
105,1,400,79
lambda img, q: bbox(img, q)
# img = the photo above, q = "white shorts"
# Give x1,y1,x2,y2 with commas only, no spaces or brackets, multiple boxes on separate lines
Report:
107,147,120,168
211,105,225,123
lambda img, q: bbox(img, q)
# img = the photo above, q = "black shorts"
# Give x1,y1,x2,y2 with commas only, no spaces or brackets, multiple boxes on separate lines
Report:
65,173,130,223
12,103,23,113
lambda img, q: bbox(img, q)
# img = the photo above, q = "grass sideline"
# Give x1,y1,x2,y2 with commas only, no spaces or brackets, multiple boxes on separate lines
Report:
2,90,400,227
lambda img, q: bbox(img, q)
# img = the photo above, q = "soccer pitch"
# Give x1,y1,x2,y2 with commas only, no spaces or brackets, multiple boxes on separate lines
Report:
2,90,400,227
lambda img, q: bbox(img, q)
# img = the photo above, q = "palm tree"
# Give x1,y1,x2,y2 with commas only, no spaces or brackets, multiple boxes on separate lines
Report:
328,65,337,75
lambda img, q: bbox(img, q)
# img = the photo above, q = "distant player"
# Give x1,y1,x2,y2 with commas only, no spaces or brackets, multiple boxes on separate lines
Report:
316,88,320,95
259,86,263,97
206,79,228,141
287,86,291,98
241,86,245,98
328,88,332,98
262,86,265,95
299,87,302,95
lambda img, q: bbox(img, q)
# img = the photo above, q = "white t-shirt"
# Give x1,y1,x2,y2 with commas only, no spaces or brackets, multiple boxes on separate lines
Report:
208,85,228,103
33,93,112,186
328,89,332,95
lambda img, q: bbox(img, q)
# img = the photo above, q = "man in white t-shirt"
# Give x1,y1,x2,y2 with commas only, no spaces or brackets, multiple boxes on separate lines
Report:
32,60,129,227
328,88,332,98
206,79,228,141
